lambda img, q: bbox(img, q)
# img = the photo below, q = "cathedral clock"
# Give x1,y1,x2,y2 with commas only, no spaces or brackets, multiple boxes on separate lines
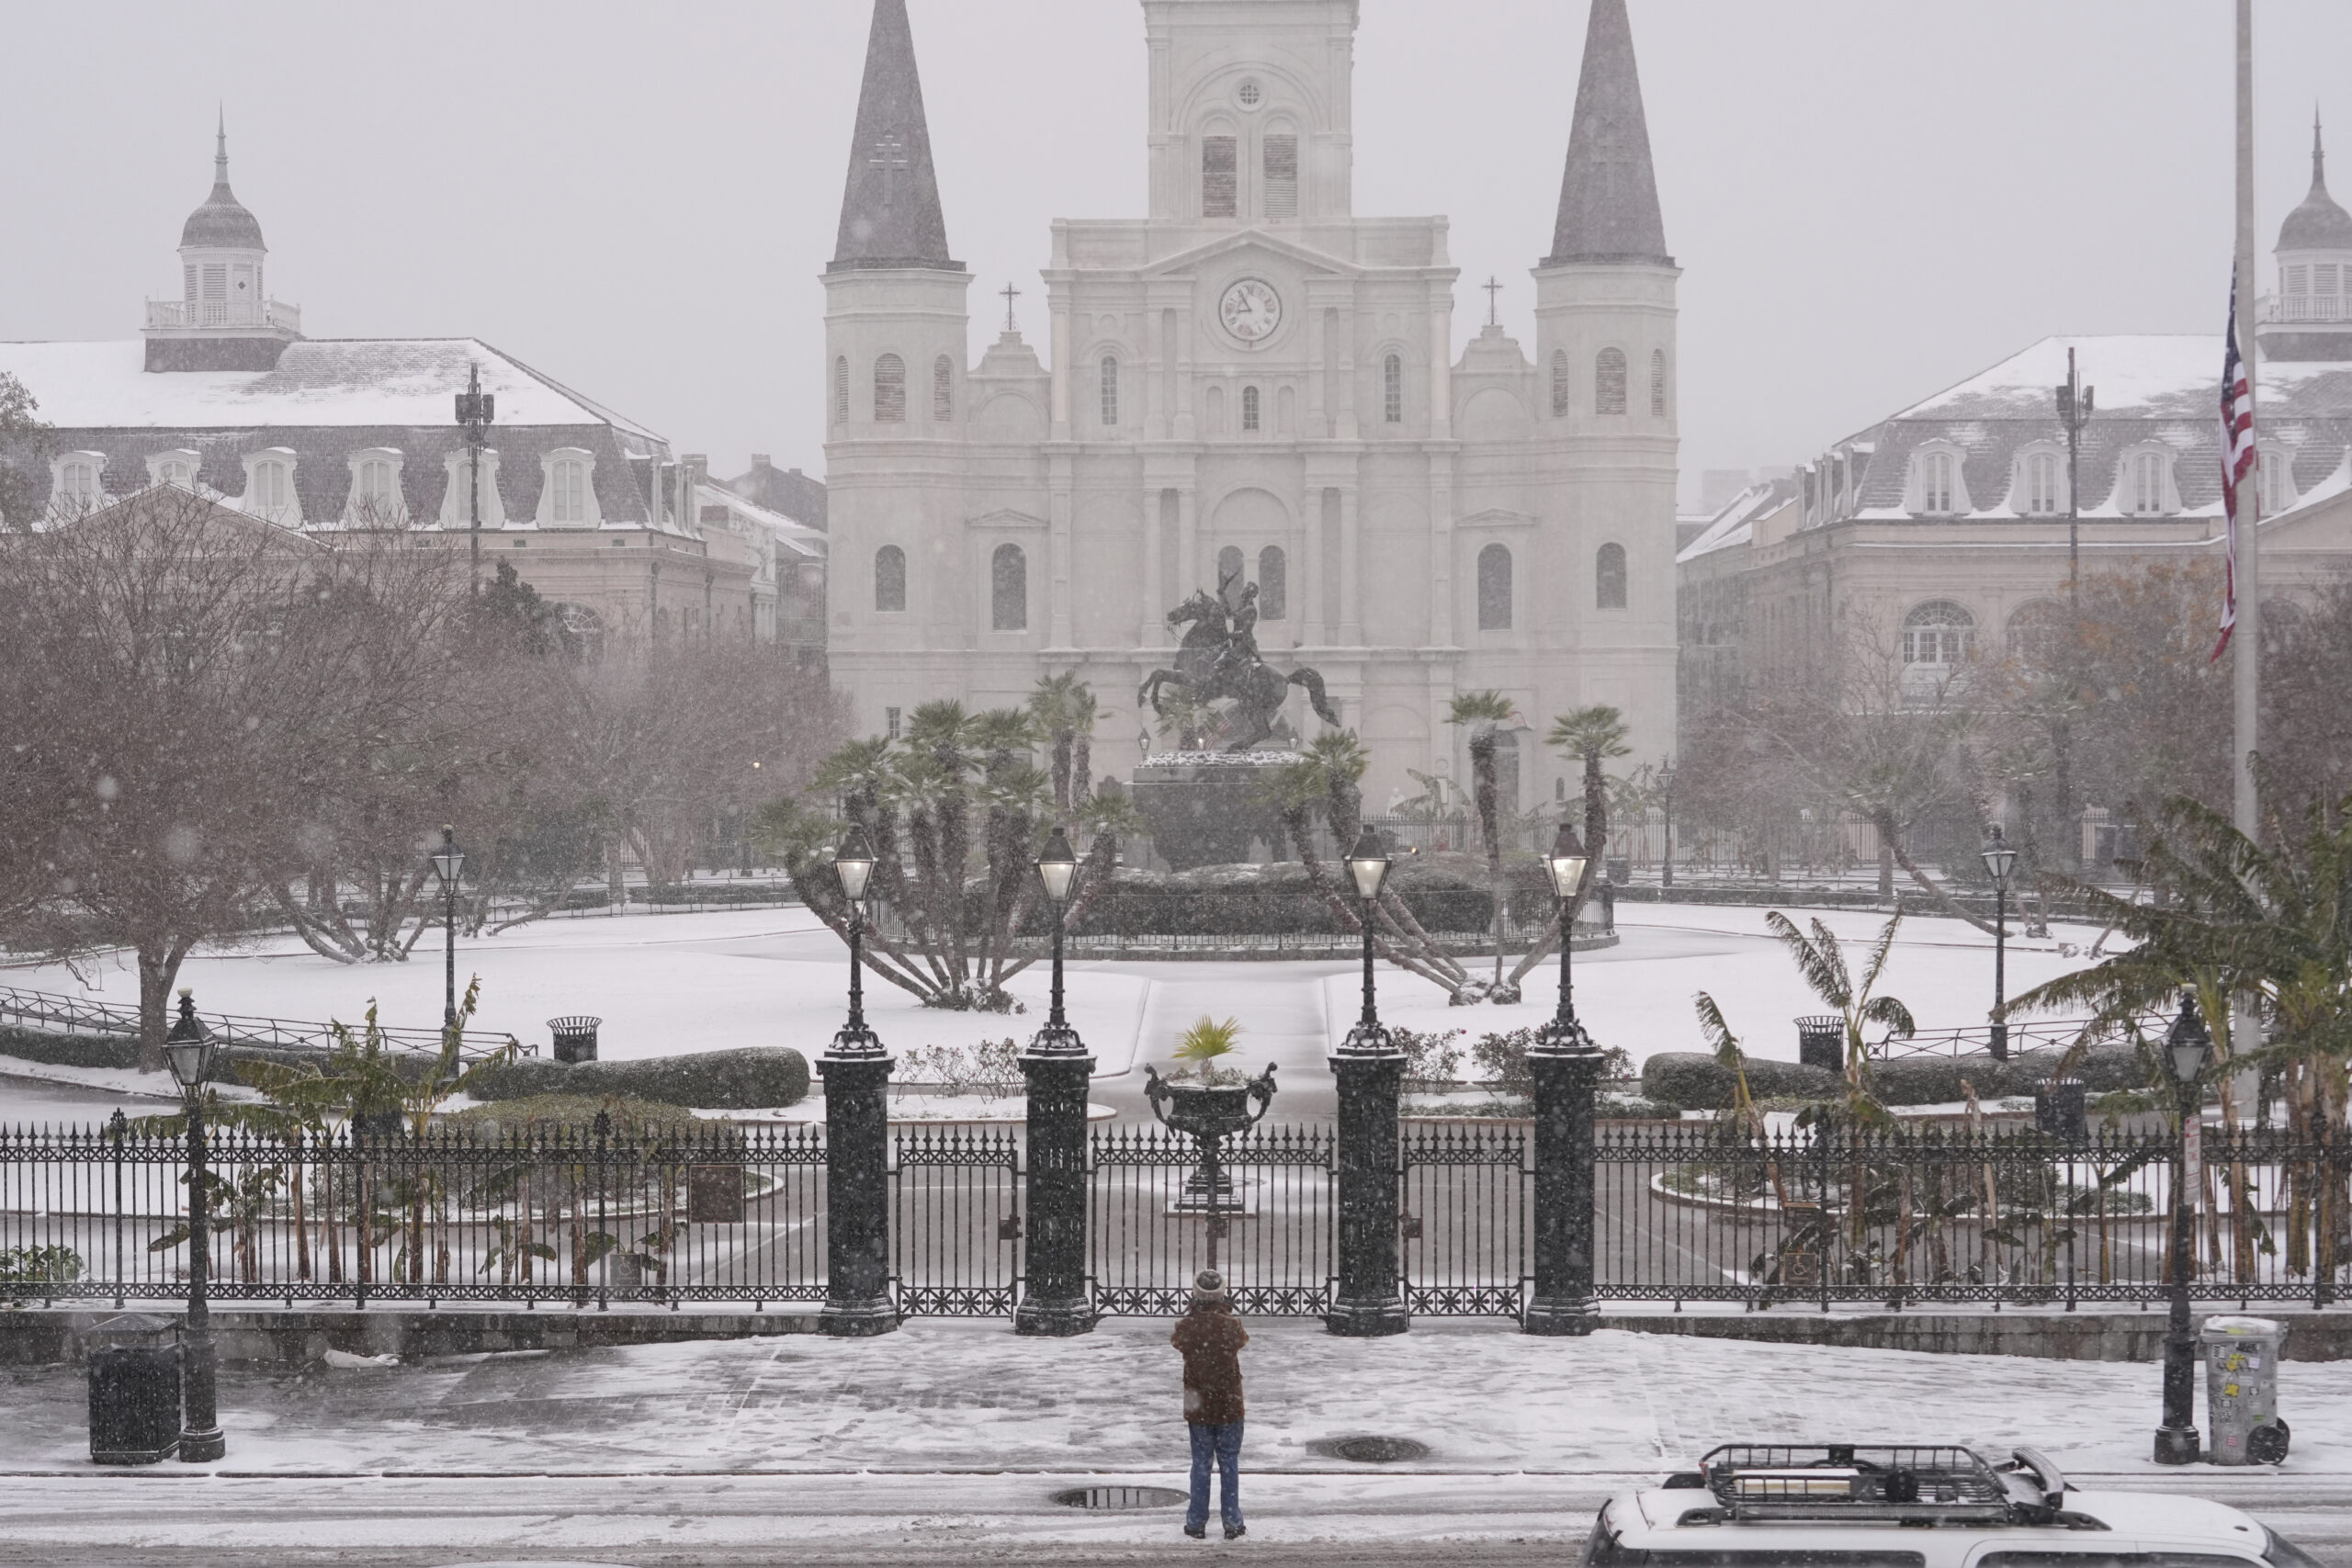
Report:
1218,278,1283,344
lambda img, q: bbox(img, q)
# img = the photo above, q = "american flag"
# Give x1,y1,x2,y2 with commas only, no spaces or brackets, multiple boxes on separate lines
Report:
2214,269,2256,661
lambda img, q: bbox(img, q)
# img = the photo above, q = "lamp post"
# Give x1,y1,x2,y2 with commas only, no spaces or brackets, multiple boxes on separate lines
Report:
1018,826,1095,1335
1526,819,1604,1336
2155,991,2213,1464
1328,826,1407,1337
1981,825,2018,1062
820,826,894,1335
163,992,226,1462
1657,759,1676,892
428,826,465,1036
455,363,495,593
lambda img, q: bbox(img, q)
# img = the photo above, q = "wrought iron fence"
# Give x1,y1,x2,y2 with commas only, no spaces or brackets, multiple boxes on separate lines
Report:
1595,1123,2348,1309
6,1117,2336,1318
0,986,526,1063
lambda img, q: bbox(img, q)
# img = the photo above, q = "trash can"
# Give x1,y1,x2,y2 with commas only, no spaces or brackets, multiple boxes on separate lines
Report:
548,1015,602,1065
2201,1315,2290,1465
87,1313,181,1465
1796,1016,1844,1076
2034,1078,2087,1139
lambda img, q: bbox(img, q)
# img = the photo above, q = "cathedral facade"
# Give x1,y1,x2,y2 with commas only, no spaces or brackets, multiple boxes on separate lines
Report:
822,0,1679,809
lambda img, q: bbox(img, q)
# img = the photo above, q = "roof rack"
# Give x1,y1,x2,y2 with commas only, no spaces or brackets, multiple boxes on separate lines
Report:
1690,1445,2069,1527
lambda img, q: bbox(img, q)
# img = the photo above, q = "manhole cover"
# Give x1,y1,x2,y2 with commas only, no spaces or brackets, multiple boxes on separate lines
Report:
1307,1435,1432,1463
1051,1485,1190,1511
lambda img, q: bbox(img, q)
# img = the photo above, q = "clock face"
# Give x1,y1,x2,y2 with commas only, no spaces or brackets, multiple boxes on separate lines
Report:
1219,278,1283,344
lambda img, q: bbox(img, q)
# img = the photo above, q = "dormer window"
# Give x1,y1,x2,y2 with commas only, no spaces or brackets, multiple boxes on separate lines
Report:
146,448,202,491
437,447,504,530
2257,444,2296,515
1908,443,1971,516
243,448,299,525
2121,446,2176,516
345,448,405,525
2011,446,2064,516
50,452,107,515
538,447,600,527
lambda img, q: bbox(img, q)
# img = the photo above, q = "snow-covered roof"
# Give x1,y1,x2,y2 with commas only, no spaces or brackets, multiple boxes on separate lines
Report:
693,481,826,559
1675,479,1791,565
0,338,663,440
1893,334,2352,423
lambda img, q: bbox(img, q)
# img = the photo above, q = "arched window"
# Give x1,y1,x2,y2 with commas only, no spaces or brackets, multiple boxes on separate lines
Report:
249,458,291,517
874,354,906,423
2023,451,2062,515
549,457,588,525
2129,449,2169,515
1551,350,1570,417
1202,135,1238,218
933,355,955,422
2259,447,2293,514
1258,545,1287,619
875,545,907,613
1595,348,1628,415
1241,385,1261,432
1383,354,1402,423
1901,601,1976,666
1100,355,1120,427
990,543,1027,630
2005,599,2064,662
1477,543,1512,630
1920,450,1957,513
54,458,97,508
1596,542,1627,609
1262,133,1299,220
833,357,849,425
1650,350,1668,416
1217,545,1246,604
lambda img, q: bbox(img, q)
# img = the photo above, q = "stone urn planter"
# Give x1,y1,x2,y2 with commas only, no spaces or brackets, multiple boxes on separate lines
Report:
1143,1064,1278,1251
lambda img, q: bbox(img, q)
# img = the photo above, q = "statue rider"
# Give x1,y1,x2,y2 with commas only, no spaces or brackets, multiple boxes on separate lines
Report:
1213,581,1261,688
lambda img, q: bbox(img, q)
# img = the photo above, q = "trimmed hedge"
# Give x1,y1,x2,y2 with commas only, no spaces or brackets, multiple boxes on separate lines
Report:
0,1024,141,1071
1641,1041,2150,1111
1059,856,1506,939
470,1047,809,1111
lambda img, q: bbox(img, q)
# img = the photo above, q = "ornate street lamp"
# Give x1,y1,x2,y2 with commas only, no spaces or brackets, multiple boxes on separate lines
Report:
1537,821,1593,1054
1657,759,1677,891
1031,826,1082,1055
1981,825,2018,1061
428,826,466,1036
831,827,881,1056
2154,991,2212,1465
1340,827,1392,1054
163,992,226,1462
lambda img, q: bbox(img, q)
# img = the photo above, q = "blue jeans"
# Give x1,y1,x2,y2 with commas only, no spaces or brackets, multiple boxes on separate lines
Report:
1187,1420,1244,1532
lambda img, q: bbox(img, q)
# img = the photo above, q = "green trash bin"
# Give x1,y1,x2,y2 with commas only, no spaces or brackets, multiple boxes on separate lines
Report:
87,1313,181,1465
2200,1314,2290,1465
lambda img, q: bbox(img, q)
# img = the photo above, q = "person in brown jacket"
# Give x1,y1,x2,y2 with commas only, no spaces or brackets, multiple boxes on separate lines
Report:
1170,1269,1249,1540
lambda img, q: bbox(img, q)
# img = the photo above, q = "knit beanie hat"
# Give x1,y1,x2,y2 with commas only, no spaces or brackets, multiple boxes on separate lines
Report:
1192,1269,1228,1304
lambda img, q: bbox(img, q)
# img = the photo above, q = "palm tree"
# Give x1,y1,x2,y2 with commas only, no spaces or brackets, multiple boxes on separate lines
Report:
1548,705,1631,887
1448,691,1520,994
1767,910,1917,1101
1027,672,1098,813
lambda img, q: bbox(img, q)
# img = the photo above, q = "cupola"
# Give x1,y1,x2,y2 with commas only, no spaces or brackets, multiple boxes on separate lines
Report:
142,114,303,372
2261,112,2352,362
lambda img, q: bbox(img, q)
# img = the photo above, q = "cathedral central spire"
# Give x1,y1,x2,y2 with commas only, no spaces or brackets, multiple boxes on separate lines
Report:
1545,0,1670,267
831,0,959,272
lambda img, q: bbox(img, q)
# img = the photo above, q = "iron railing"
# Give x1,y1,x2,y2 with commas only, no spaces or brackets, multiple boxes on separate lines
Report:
5,1118,2337,1316
0,986,527,1063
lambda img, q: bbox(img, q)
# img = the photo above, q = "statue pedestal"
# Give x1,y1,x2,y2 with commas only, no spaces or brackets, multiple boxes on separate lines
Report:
1132,750,1298,871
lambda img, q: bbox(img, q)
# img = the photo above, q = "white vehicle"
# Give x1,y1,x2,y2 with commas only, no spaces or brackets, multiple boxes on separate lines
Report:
1583,1444,2324,1568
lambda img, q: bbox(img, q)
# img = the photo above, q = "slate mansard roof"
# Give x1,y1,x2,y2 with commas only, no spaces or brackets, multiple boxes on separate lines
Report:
1809,334,2352,526
0,336,692,535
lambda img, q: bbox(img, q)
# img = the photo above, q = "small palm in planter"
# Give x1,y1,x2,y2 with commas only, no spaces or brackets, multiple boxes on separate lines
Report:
1146,1018,1278,1233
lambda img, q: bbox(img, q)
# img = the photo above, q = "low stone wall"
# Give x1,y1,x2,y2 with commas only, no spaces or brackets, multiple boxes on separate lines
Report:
1603,1307,2352,1362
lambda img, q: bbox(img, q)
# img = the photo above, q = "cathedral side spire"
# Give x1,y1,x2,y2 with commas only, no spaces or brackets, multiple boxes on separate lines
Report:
831,0,959,272
1544,0,1670,267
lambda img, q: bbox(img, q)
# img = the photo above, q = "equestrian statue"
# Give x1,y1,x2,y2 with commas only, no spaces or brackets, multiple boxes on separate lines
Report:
1137,574,1339,751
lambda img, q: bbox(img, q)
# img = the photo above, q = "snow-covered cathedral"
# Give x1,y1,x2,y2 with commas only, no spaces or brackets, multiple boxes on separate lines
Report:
823,0,1679,808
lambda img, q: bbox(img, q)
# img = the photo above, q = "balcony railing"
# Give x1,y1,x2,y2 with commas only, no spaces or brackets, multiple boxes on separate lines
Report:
143,298,303,333
2267,295,2352,323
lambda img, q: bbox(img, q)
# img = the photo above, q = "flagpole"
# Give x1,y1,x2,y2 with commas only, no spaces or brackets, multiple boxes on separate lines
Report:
2234,0,2260,839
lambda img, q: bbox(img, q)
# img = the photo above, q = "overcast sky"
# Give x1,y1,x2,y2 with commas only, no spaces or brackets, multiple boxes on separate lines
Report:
3,1,2348,504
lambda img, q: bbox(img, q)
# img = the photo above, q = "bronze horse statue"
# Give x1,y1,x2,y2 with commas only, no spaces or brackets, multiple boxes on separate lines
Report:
1138,585,1339,751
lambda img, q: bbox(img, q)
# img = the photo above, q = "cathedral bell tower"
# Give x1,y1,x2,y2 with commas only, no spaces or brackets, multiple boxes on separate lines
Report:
822,0,972,720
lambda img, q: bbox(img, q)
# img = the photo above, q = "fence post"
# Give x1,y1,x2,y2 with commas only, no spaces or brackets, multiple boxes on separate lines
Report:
1524,1041,1604,1335
1016,1044,1097,1336
818,1042,897,1337
1326,1043,1408,1337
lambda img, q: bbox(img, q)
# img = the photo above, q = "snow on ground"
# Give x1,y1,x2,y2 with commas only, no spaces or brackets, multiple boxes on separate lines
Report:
0,900,2112,1125
0,1317,2333,1479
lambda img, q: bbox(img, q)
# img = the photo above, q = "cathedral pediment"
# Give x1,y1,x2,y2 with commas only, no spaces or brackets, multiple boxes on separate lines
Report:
1139,228,1362,281
967,507,1046,531
1458,507,1539,530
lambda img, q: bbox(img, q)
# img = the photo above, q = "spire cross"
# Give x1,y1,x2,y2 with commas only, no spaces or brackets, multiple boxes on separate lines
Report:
869,130,910,210
1483,276,1503,326
1001,282,1022,333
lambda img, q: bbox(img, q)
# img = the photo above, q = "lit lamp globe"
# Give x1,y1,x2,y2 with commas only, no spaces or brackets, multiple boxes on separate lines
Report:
429,824,465,887
1344,827,1391,902
1035,826,1079,906
834,826,876,904
2166,993,2212,1087
1544,821,1589,901
1980,825,2018,886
